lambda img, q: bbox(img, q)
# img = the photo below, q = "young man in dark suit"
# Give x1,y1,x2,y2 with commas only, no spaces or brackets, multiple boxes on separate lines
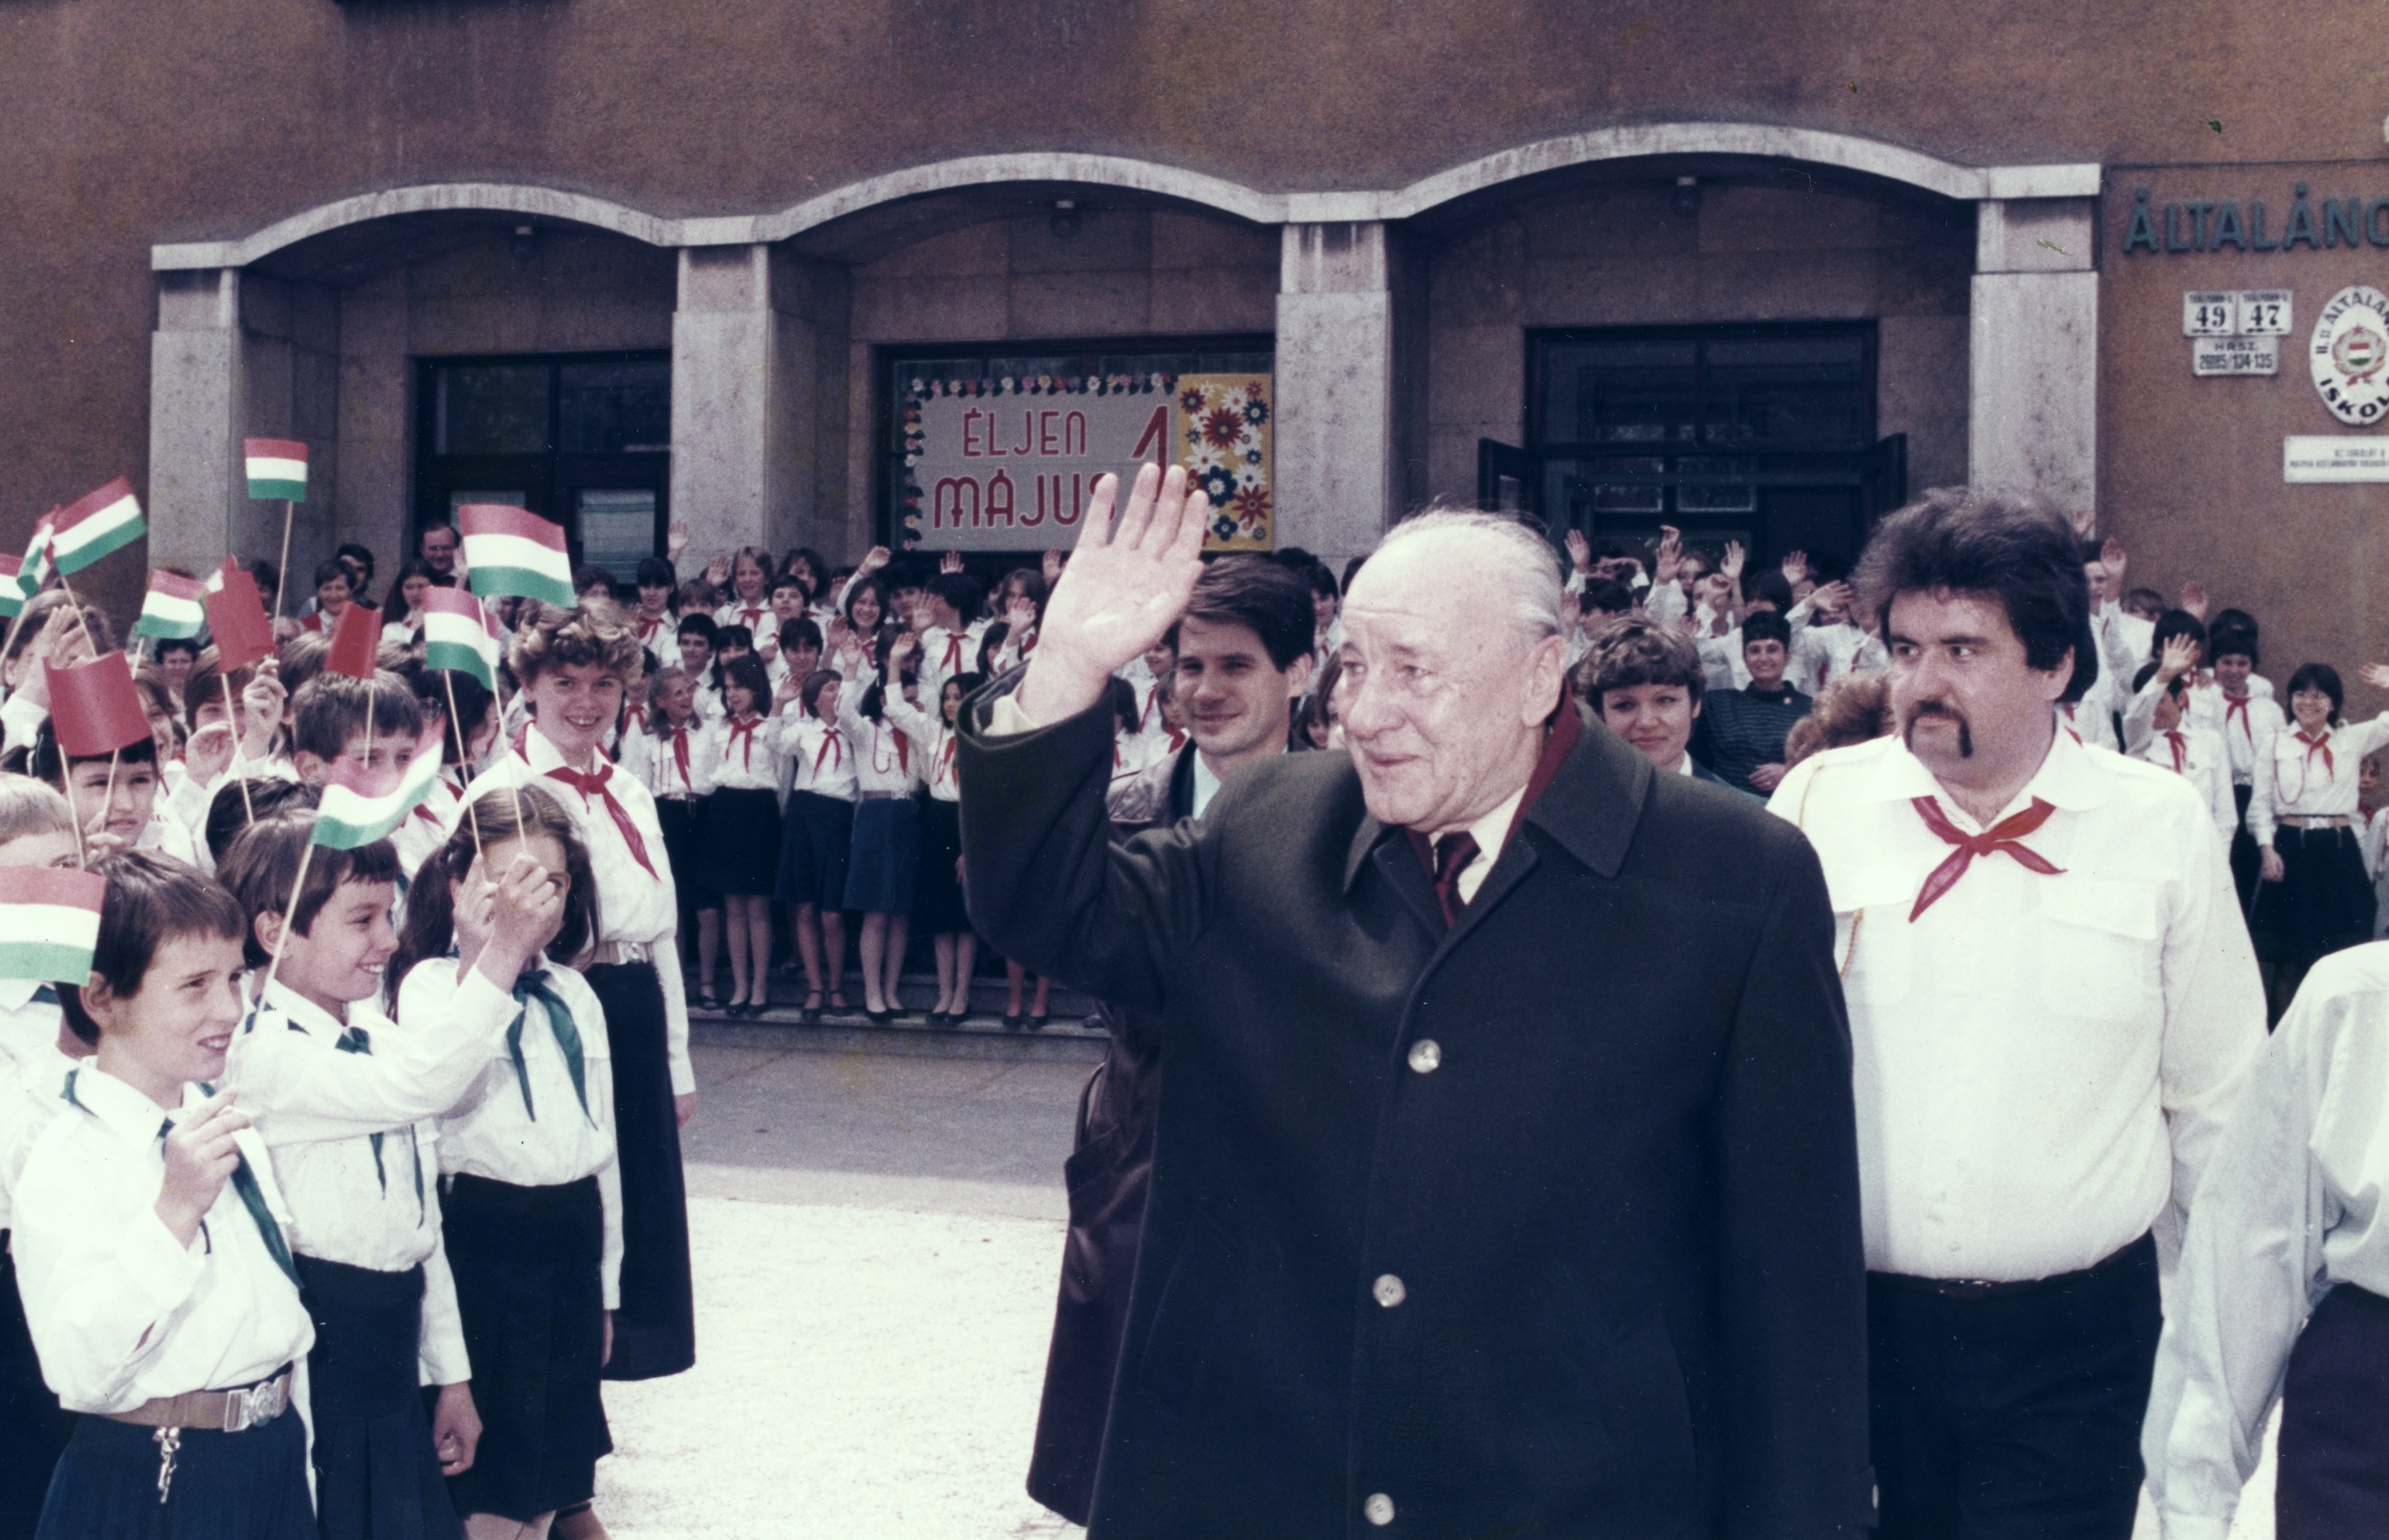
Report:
963,465,1873,1539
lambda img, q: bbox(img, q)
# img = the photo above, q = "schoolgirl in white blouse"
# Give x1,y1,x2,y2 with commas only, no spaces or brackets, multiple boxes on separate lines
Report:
773,670,856,1021
695,655,781,1017
2248,662,2389,1017
833,631,921,1021
882,642,974,1025
390,789,622,1538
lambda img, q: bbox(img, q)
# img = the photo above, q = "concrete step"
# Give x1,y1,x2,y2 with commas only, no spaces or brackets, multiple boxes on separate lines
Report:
685,965,1104,1023
690,1015,1109,1064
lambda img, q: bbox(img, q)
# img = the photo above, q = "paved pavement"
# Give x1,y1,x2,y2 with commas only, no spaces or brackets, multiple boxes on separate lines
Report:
588,1026,2279,1539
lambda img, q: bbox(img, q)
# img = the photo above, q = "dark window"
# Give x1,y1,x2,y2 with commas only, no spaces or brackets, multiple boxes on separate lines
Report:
415,353,672,589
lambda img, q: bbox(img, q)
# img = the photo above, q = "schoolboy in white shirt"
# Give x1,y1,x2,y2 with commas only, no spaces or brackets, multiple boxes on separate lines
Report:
17,852,316,1539
2129,663,2236,845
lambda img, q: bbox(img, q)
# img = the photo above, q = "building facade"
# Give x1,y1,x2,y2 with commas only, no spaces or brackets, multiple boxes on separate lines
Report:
8,3,2388,684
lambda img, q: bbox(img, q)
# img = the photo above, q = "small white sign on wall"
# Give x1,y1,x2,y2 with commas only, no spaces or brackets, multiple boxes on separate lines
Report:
2284,435,2389,483
2184,291,2239,337
2193,336,2280,376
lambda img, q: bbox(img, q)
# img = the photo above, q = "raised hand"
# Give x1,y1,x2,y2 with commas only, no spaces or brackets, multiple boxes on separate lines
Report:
2360,663,2389,692
184,720,237,786
477,850,566,985
1017,464,1210,723
939,550,964,575
155,1090,249,1246
240,663,287,763
1004,596,1039,633
2157,633,2198,684
1780,550,1809,584
703,554,733,589
1042,547,1066,587
860,546,892,576
2179,580,2210,621
1653,525,1683,586
1720,540,1746,581
665,520,690,559
1565,529,1592,574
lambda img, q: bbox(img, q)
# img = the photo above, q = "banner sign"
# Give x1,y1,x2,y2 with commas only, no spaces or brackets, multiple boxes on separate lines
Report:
903,371,1272,552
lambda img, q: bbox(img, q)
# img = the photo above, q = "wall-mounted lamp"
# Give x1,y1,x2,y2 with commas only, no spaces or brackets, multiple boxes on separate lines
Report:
1673,176,1702,219
1050,199,1082,239
509,224,537,263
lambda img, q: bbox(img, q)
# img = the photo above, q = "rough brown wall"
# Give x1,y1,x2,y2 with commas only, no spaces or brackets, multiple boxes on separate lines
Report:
6,0,2388,605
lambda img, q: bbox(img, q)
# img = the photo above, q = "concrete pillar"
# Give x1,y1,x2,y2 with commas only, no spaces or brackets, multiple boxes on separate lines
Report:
1969,199,2098,513
671,244,849,563
148,268,254,573
1274,221,1424,566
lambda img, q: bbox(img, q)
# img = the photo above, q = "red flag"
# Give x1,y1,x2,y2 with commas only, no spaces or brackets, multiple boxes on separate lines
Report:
44,652,150,758
203,561,276,672
325,603,381,680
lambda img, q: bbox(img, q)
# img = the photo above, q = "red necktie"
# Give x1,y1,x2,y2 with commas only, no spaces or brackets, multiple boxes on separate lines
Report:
2165,730,2187,772
670,725,692,790
727,715,761,771
2224,694,2252,742
936,737,957,789
1430,832,1478,928
2060,703,2082,745
941,633,966,674
2299,730,2335,780
542,758,660,881
1908,796,2065,922
814,728,843,775
740,605,764,632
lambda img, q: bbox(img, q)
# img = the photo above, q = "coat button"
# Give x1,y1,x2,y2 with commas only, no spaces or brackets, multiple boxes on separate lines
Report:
1373,1273,1406,1308
1364,1492,1396,1525
1406,1039,1441,1073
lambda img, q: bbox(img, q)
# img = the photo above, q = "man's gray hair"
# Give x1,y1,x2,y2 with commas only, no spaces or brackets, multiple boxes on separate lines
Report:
1368,507,1565,641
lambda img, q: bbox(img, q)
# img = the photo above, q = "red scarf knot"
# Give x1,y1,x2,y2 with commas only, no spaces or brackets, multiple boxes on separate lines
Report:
727,714,762,772
2224,693,2252,741
1908,795,2066,922
2299,730,2336,780
669,724,693,789
540,756,660,881
940,632,966,674
813,727,844,774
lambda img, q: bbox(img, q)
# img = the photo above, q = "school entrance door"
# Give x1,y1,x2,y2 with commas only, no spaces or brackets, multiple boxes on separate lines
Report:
1481,322,1907,575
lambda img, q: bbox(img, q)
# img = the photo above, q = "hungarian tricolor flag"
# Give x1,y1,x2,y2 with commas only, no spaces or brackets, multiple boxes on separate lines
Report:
311,730,444,850
203,561,276,673
0,868,106,985
244,438,308,502
17,516,53,601
131,571,207,641
48,479,145,576
421,586,501,690
325,603,382,680
44,652,150,759
0,557,23,621
459,505,574,609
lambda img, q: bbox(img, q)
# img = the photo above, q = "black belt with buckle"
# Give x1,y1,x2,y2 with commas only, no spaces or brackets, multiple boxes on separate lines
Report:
1875,1234,2148,1300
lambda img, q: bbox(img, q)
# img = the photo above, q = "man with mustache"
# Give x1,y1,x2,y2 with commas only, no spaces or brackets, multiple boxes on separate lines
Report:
965,466,1870,1538
1767,488,2266,1540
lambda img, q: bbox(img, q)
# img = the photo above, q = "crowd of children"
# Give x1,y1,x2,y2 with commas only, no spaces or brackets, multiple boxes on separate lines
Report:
7,501,2389,1537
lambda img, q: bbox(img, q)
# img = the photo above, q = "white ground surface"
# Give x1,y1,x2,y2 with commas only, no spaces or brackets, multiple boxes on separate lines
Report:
582,1032,2281,1540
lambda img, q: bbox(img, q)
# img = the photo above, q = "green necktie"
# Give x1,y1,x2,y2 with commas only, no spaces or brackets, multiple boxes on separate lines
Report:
119,1079,306,1291
333,1024,425,1222
505,970,590,1124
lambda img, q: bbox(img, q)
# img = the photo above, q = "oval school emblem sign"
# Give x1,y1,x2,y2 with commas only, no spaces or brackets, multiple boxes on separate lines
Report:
2311,286,2389,426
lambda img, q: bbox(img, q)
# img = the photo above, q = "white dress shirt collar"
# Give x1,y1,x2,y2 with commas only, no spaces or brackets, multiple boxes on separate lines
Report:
1191,751,1224,818
1857,725,2112,826
258,979,348,1038
65,1061,187,1141
1449,785,1528,906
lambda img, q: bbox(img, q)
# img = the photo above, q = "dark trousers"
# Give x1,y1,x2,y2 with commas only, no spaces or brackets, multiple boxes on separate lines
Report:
1867,1234,2160,1540
2230,784,2260,915
2278,1283,2389,1539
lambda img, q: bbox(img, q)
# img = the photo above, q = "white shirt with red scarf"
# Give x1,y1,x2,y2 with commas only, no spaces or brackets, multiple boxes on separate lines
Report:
776,709,857,801
627,716,717,803
2248,712,2389,848
836,687,919,797
457,723,693,1096
1768,729,2263,1283
703,711,781,794
631,608,677,657
916,621,990,703
2131,722,2236,843
882,694,959,801
713,596,772,641
2215,689,2286,787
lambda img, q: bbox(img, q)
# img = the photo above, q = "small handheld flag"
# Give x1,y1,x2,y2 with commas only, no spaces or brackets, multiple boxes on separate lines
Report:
420,586,501,689
244,438,308,503
203,562,277,673
459,505,575,609
0,558,23,622
48,479,145,576
325,604,382,680
311,730,445,850
44,653,151,758
18,517,53,601
131,571,207,642
0,868,107,985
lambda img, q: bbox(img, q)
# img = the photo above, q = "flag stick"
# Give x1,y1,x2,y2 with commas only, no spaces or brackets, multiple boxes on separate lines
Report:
0,588,40,676
442,671,483,860
100,749,117,847
363,673,375,788
273,501,293,625
256,836,318,1004
52,572,96,659
221,673,254,825
57,748,83,869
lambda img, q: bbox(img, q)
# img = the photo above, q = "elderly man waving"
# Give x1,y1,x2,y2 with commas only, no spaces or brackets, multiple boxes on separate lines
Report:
962,465,1872,1539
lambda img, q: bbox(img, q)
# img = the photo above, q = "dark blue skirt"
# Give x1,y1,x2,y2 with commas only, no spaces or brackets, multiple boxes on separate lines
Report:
697,788,781,897
774,791,855,908
441,1174,611,1522
294,1255,459,1540
0,1238,75,1538
842,797,918,914
36,1400,312,1540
